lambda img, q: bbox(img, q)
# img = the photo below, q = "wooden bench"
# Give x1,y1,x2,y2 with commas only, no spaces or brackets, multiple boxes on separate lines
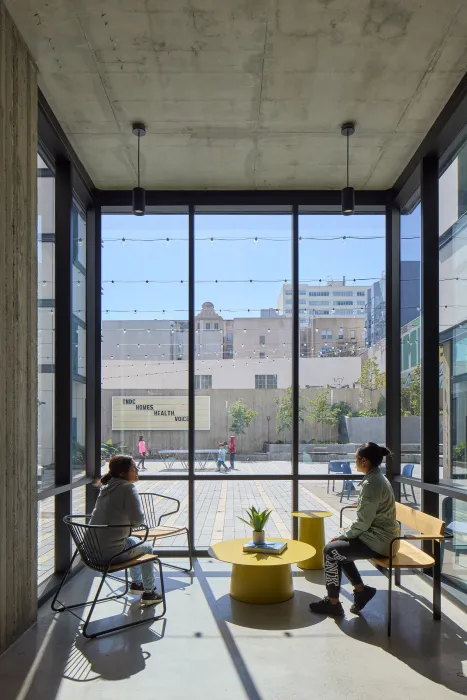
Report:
340,502,451,636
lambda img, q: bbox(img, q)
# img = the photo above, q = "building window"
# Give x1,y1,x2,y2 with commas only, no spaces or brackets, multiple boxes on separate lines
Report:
226,331,233,342
259,352,266,359
284,290,292,296
350,329,356,340
336,301,354,306
259,335,265,345
205,322,211,330
197,322,200,329
310,291,330,297
195,375,212,389
327,330,332,340
255,374,277,389
357,292,365,296
338,328,344,340
214,322,219,330
321,330,326,340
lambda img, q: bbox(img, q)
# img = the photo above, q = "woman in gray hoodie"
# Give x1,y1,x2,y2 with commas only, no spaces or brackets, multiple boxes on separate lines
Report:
90,455,162,607
310,442,399,617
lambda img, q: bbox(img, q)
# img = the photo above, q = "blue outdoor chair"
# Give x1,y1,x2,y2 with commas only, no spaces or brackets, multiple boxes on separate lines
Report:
401,464,417,504
327,461,350,493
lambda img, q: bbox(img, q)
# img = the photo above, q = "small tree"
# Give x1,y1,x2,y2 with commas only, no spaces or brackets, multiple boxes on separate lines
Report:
357,357,386,416
307,387,339,442
230,399,258,447
401,364,421,416
274,386,305,441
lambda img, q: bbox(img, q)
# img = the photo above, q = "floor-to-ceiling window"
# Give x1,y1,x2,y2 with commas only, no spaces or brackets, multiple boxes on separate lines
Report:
194,211,292,546
298,211,386,511
101,209,190,552
101,206,387,551
400,203,421,497
438,138,467,597
37,153,56,585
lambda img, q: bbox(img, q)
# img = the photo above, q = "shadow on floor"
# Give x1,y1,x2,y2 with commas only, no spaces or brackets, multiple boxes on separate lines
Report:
338,584,467,695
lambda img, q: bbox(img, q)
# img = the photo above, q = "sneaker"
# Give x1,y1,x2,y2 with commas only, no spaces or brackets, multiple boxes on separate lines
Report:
350,585,377,613
129,581,144,595
309,597,344,617
141,590,164,607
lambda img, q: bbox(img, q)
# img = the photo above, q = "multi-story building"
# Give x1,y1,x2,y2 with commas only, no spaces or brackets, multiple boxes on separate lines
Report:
300,317,366,358
366,262,420,346
277,279,368,328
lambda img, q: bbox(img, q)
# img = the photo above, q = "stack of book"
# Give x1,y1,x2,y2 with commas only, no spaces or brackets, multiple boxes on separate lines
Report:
243,540,287,555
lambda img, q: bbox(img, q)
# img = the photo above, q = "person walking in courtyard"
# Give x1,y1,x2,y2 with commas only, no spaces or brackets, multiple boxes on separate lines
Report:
137,435,147,471
229,435,236,470
309,442,399,617
217,442,228,472
90,455,163,607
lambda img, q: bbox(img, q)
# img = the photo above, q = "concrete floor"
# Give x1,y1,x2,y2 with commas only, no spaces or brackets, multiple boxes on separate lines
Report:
3,560,467,699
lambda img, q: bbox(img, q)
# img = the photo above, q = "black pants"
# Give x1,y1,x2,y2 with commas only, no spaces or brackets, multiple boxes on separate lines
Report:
137,456,145,470
324,538,378,598
230,453,235,469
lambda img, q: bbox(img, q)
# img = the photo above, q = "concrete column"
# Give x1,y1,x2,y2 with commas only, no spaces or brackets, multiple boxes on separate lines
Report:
0,1,38,653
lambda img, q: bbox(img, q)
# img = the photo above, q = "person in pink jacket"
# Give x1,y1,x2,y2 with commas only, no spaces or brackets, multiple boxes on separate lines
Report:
137,435,147,471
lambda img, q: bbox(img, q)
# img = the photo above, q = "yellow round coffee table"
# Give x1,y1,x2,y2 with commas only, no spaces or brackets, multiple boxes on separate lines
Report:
211,538,315,604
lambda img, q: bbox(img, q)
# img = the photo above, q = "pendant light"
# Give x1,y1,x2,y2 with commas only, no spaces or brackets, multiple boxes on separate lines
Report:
132,122,146,216
341,122,355,216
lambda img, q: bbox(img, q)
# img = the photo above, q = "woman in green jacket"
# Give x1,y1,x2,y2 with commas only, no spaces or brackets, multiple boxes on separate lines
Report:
310,442,399,617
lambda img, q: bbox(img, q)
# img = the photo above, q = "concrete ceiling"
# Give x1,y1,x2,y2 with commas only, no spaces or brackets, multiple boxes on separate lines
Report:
6,0,467,190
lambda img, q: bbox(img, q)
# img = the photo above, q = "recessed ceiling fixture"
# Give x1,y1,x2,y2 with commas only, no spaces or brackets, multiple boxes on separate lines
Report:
132,122,146,216
341,122,355,216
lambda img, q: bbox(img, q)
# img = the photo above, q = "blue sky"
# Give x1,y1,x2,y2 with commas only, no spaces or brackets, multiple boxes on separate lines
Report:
102,211,420,321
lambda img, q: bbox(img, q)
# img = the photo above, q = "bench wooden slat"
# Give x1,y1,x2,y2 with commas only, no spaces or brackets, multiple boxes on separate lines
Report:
395,503,444,537
108,553,158,572
370,540,435,569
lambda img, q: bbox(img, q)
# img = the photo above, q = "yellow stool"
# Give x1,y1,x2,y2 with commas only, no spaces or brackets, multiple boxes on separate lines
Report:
291,511,332,569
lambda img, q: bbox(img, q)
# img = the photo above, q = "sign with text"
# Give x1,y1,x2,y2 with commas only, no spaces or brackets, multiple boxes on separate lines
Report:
112,396,210,431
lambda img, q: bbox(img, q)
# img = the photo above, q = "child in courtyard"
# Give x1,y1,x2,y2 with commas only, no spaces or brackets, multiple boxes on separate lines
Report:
217,442,228,472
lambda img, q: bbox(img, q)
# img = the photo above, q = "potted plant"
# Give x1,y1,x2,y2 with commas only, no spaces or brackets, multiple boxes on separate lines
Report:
238,506,272,545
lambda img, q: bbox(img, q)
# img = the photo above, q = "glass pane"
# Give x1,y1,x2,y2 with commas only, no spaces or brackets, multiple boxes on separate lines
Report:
38,498,55,586
400,203,421,479
101,212,188,472
439,143,467,488
195,480,292,548
440,496,467,600
194,213,292,475
71,486,87,565
37,155,55,491
299,479,358,539
298,214,386,474
72,204,87,481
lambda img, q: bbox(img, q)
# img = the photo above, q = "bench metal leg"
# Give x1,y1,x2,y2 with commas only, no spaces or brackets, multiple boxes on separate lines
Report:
433,542,441,621
387,565,393,637
395,568,401,587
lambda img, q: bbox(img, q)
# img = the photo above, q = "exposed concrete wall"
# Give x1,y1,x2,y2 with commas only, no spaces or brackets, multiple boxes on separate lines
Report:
0,1,37,653
103,387,376,455
345,416,421,446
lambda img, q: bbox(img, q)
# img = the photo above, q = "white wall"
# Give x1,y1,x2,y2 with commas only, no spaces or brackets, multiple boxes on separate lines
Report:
102,356,362,390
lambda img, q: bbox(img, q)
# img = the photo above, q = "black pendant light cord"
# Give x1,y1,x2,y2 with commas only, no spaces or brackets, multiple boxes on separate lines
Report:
346,131,350,188
137,132,140,188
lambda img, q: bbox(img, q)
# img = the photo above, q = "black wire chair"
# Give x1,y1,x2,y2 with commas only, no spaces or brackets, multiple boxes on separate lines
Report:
135,493,193,573
51,515,166,639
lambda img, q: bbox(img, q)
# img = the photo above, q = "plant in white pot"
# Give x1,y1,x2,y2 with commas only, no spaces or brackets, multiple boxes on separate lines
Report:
238,506,272,545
